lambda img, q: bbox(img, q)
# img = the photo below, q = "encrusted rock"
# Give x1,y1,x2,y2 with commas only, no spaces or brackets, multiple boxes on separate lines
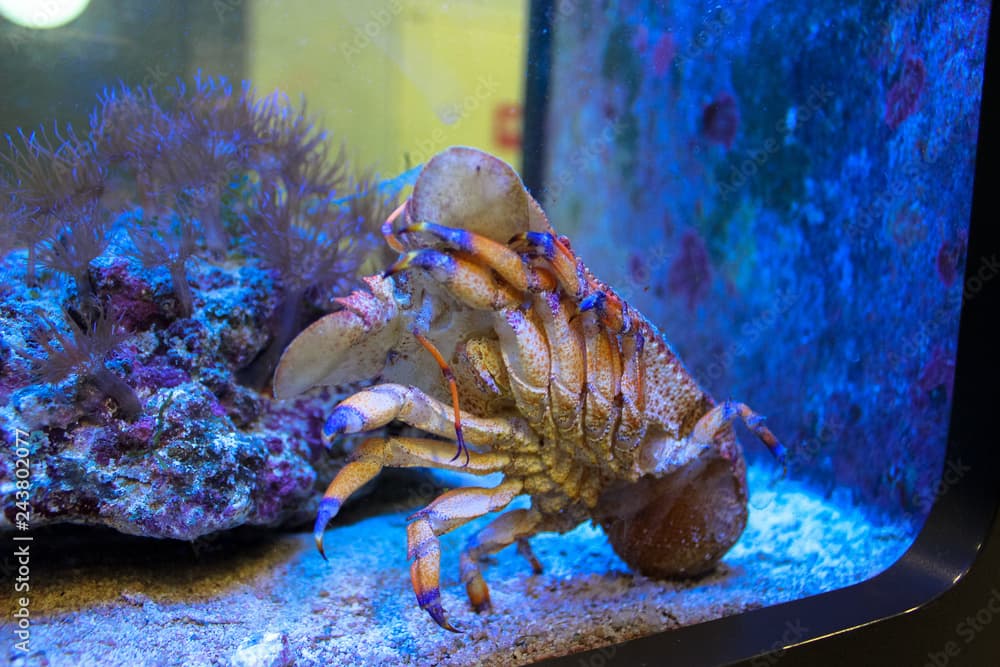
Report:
0,252,331,540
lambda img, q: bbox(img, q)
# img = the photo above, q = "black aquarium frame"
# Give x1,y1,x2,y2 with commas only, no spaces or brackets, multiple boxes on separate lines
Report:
524,2,1000,666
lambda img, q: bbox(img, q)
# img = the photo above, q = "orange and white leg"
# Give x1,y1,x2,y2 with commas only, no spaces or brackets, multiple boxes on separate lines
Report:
322,383,537,452
399,221,557,294
384,248,523,311
578,288,637,335
313,436,507,558
407,480,523,631
691,400,788,467
614,329,648,454
535,290,586,447
582,315,621,460
459,508,543,614
381,199,409,252
509,231,586,299
411,328,470,465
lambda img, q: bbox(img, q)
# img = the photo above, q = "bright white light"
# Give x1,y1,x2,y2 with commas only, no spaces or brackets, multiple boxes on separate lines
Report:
0,0,91,30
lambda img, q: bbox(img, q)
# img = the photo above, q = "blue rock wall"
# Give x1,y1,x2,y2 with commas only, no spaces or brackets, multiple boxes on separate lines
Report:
540,0,989,519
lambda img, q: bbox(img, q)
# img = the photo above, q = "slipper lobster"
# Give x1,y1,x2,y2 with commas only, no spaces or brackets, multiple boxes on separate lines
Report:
274,146,785,631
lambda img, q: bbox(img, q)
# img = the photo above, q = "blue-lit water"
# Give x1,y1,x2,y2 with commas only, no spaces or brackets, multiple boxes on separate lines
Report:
0,1,988,665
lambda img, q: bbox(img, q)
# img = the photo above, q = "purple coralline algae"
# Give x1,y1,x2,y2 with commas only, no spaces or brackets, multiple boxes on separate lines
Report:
701,93,740,149
885,51,927,131
667,229,713,311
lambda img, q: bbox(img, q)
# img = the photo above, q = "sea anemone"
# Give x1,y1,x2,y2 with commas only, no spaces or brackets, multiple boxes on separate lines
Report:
37,199,110,305
1,124,105,214
249,91,348,199
7,74,388,394
237,175,389,390
0,177,26,259
0,124,105,283
30,304,141,420
90,84,173,211
166,74,260,253
127,213,199,318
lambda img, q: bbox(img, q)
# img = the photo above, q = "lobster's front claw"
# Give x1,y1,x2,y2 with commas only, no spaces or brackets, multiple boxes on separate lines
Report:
273,275,402,400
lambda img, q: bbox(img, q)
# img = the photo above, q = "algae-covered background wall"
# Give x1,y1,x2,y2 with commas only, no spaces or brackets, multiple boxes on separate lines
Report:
540,0,989,520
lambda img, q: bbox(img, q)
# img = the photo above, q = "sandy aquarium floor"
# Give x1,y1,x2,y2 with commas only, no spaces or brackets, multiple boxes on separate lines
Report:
4,464,914,667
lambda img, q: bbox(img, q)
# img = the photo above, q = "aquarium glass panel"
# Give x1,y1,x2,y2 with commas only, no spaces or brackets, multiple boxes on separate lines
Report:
0,1,989,665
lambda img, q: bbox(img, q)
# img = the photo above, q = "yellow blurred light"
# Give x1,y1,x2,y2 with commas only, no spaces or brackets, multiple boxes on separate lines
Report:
0,0,91,29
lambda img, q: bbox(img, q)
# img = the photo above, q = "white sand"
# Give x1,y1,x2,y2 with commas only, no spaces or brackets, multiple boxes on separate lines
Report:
5,464,913,666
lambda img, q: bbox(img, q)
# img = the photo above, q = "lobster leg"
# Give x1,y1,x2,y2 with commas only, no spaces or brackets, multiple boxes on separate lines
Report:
509,231,585,299
459,508,543,613
407,480,523,631
322,383,538,452
615,329,647,454
492,308,554,434
509,231,637,334
582,314,621,461
579,288,634,335
412,328,469,465
399,221,557,294
401,222,636,337
536,290,586,447
380,200,409,252
384,248,523,311
691,400,788,467
314,436,507,559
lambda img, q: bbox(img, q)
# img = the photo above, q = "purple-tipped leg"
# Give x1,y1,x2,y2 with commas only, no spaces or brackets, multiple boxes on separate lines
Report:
314,497,342,560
